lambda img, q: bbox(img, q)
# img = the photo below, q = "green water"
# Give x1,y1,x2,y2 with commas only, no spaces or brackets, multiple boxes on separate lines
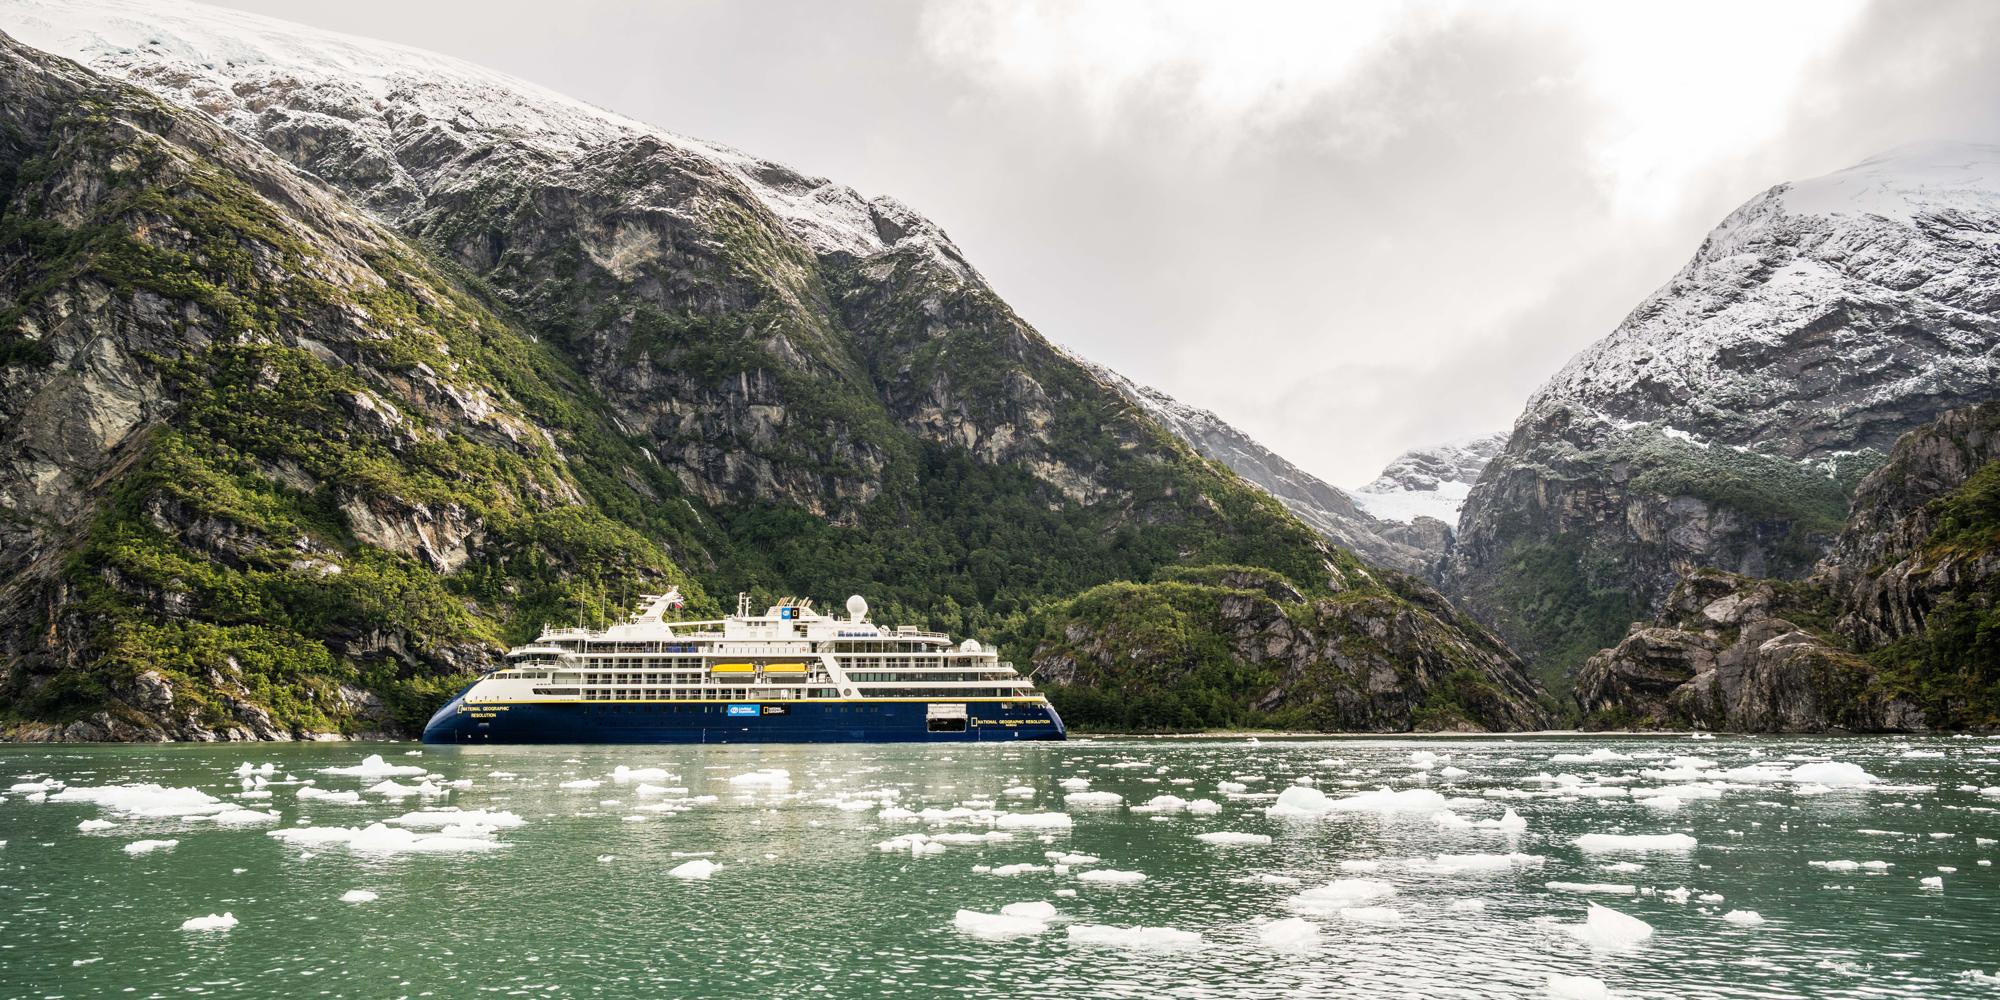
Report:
2,735,1996,999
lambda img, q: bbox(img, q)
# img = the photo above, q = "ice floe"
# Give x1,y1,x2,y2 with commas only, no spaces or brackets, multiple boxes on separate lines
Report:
728,769,792,788
179,913,237,932
954,908,1048,938
1722,910,1764,925
1545,973,1612,999
1256,916,1320,951
1575,833,1697,852
1076,869,1146,884
269,823,506,854
340,890,378,903
320,754,426,778
1563,903,1653,950
1289,878,1394,912
670,859,721,879
1266,785,1448,819
1064,791,1122,808
123,839,178,855
1066,924,1201,950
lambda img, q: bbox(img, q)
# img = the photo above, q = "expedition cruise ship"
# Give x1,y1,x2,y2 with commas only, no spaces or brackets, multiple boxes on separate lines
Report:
420,590,1066,743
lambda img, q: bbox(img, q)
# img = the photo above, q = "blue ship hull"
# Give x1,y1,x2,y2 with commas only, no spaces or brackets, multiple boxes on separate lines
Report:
419,695,1066,744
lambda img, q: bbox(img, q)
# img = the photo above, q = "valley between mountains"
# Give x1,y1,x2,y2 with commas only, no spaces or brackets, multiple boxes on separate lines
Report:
1,0,1995,739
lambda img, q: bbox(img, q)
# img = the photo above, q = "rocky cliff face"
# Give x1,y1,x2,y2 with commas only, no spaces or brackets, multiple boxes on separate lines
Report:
0,32,712,740
1082,363,1441,574
1449,142,2000,685
1575,401,2000,731
1031,565,1550,733
0,9,1553,738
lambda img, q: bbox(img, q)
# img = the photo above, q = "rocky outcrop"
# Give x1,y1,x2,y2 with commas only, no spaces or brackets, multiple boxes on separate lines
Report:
1034,566,1551,733
1449,142,2000,684
1576,401,2000,731
1574,571,1924,732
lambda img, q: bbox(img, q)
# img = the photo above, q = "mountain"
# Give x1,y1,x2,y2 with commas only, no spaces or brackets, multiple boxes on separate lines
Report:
1574,400,1999,731
1351,432,1508,527
1447,141,2000,686
1081,363,1441,574
0,5,1550,737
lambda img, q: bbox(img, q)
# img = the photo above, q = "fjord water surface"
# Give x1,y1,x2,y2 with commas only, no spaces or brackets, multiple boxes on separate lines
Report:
2,736,1996,999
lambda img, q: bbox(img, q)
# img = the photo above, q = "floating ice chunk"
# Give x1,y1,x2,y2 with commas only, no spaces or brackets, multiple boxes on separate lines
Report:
1001,900,1057,919
1546,882,1635,894
1218,781,1249,794
1921,876,1943,889
558,779,603,790
728,769,791,788
365,779,444,799
1438,766,1471,779
1132,794,1190,813
1545,973,1611,999
1339,859,1384,873
77,819,116,832
179,913,237,932
1077,868,1146,884
234,762,277,777
9,780,58,793
391,809,526,830
204,809,279,827
1901,750,1945,758
1639,796,1683,811
1339,906,1402,924
1482,809,1529,832
1722,910,1764,925
320,755,426,778
1064,791,1122,808
1066,924,1201,950
1576,833,1697,852
1058,777,1090,791
1045,850,1096,863
990,863,1049,876
1411,853,1545,875
123,839,178,855
269,823,503,854
670,859,720,879
954,908,1048,938
1196,831,1271,847
1409,751,1440,769
1600,862,1644,874
1267,785,1448,819
1785,762,1877,787
1185,798,1222,815
1662,886,1691,903
1449,898,1489,911
877,833,949,856
1551,749,1630,764
611,766,671,783
1289,878,1394,912
340,890,378,903
1810,860,1860,871
49,783,232,819
298,786,363,805
1564,904,1654,950
995,812,1071,830
1256,916,1319,951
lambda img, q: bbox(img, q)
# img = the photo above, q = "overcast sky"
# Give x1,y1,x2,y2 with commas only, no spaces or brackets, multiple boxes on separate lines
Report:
208,0,2000,485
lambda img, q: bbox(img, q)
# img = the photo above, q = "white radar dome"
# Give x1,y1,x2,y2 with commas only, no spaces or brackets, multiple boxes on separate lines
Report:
846,594,869,621
960,639,982,653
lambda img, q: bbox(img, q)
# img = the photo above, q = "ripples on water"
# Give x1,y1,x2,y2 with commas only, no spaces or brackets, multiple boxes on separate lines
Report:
1,735,1997,999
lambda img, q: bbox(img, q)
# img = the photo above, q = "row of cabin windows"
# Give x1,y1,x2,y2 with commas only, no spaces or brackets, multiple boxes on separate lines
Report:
846,671,1018,683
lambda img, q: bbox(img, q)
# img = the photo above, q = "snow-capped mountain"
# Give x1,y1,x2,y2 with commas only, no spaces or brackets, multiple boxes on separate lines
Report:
1081,363,1444,575
2,0,955,269
1447,140,2000,681
1351,432,1507,526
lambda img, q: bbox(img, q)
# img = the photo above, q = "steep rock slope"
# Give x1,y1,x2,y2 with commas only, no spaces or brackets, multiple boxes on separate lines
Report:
0,33,714,740
0,8,1552,736
1450,142,2000,684
1030,565,1549,732
1575,401,2000,731
1082,362,1438,574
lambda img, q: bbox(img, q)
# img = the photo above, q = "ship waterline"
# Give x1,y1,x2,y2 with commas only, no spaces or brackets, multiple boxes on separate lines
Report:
421,590,1065,744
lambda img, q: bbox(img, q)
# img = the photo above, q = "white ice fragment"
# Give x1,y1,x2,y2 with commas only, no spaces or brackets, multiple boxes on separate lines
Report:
123,839,178,855
1564,903,1654,950
340,889,378,903
1576,833,1696,852
727,769,791,788
1921,876,1944,889
179,913,237,932
995,812,1071,830
1256,916,1320,951
558,779,603,790
1339,906,1403,924
1066,924,1201,950
670,859,720,879
1722,910,1764,925
954,908,1047,938
1546,882,1635,895
1064,791,1122,808
1000,900,1057,919
1545,973,1611,999
1077,868,1146,884
319,754,426,778
1289,878,1394,912
77,819,116,832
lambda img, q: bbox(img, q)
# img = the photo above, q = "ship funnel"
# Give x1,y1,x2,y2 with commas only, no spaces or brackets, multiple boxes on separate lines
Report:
846,594,869,622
